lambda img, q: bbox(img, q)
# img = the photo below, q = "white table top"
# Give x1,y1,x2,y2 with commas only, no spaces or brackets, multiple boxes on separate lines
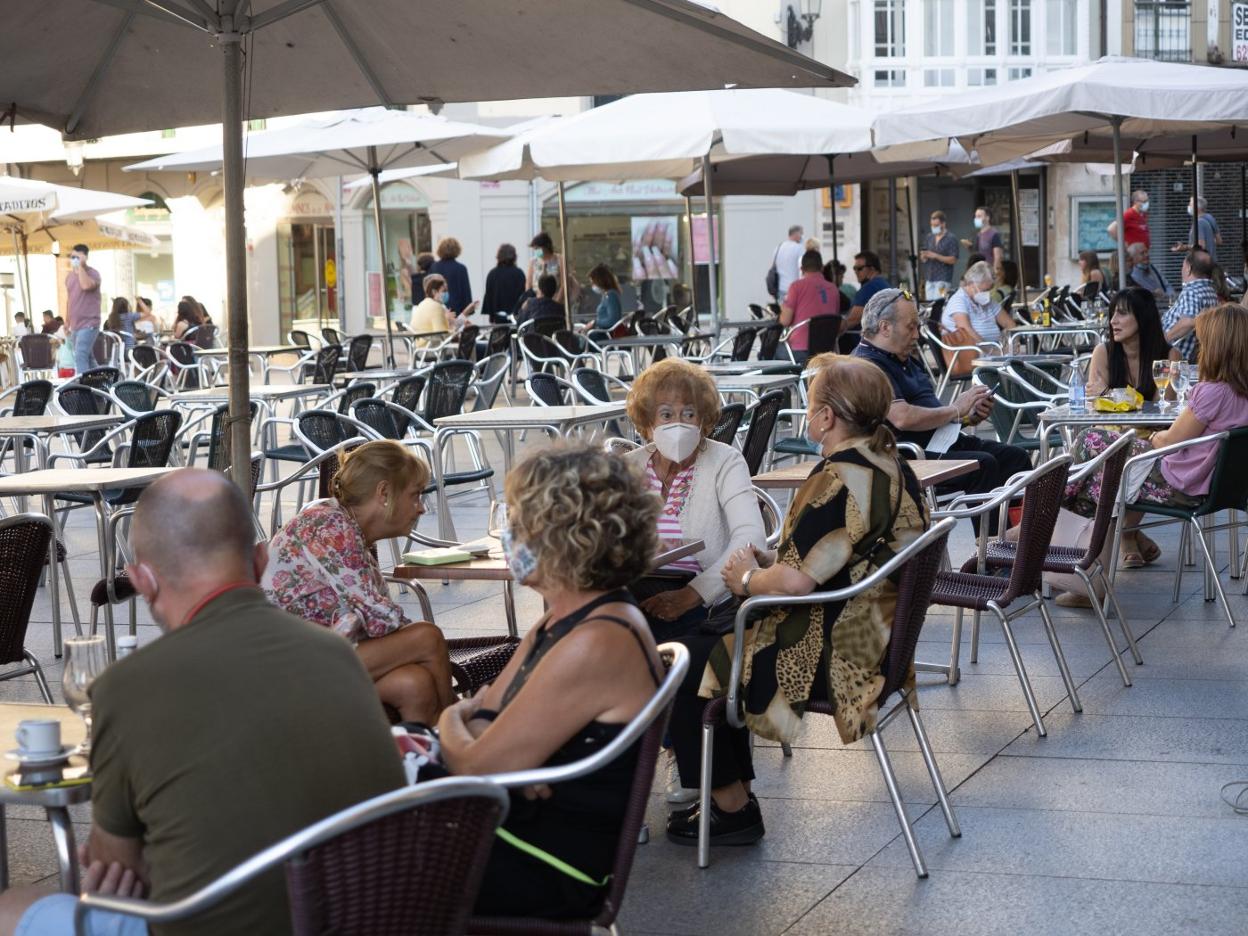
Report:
0,415,121,435
343,369,411,381
705,361,801,376
170,383,330,402
195,345,301,356
1039,401,1178,425
714,374,797,391
0,466,177,495
434,403,626,430
598,335,685,348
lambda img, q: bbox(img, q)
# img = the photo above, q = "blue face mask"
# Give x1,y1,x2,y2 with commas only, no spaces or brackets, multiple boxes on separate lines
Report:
500,529,538,584
439,291,450,304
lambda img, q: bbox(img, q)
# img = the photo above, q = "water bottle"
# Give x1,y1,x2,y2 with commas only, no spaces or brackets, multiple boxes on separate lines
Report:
116,636,138,660
1068,366,1086,412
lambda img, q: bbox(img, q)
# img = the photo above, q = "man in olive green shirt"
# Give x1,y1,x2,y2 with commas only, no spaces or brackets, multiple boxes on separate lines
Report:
0,470,404,936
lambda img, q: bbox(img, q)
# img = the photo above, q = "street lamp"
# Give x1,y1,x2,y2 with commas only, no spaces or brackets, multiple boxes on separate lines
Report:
785,0,822,49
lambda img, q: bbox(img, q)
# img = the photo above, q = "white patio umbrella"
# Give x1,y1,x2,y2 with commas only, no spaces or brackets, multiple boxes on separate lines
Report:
872,57,1248,289
460,89,874,335
126,109,510,365
1,0,848,488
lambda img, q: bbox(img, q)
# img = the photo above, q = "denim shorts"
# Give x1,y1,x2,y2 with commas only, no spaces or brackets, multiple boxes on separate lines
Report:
16,893,147,936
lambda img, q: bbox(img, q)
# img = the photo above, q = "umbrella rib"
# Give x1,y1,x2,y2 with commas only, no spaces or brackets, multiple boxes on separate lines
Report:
249,0,327,32
65,13,134,136
86,0,209,30
319,1,394,109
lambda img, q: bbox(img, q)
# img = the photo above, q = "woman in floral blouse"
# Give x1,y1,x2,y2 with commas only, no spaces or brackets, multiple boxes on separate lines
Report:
262,440,454,722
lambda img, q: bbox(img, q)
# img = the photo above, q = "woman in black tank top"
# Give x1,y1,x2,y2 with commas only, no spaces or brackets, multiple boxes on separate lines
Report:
437,444,664,919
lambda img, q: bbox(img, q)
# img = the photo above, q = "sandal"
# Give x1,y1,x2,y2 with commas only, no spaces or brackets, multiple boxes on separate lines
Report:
1138,534,1161,565
1120,552,1145,570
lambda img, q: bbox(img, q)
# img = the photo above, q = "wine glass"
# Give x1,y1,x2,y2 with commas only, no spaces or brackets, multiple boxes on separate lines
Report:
1152,360,1172,410
487,501,509,540
62,636,108,753
1170,361,1191,408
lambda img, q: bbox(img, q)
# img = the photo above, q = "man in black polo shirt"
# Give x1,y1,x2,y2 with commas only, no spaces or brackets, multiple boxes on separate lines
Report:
852,288,1031,518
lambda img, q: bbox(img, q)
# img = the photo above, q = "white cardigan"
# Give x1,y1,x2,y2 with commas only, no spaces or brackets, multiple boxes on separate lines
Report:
626,439,766,605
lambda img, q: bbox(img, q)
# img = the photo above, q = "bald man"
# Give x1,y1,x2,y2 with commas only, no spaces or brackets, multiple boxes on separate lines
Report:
1,470,404,936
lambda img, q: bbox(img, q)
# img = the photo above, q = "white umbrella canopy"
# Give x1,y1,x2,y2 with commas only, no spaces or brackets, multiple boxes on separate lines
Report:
123,109,507,179
0,218,159,255
342,162,460,189
2,0,848,489
0,176,149,222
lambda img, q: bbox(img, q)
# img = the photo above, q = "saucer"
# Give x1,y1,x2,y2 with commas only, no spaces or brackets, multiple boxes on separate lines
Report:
5,746,76,769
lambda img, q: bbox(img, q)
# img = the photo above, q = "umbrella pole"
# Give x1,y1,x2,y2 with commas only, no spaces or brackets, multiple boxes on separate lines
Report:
684,194,697,326
1010,171,1029,309
1241,164,1247,277
905,180,920,298
369,156,396,369
1110,118,1128,291
11,232,30,326
703,155,720,343
221,32,251,492
887,178,899,286
826,154,838,265
1190,135,1200,252
557,181,572,331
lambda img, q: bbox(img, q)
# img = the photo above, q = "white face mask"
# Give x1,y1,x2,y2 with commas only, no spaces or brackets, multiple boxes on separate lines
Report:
591,284,603,295
1187,205,1195,216
1139,201,1149,213
930,224,942,235
652,422,701,463
972,217,985,230
973,290,992,306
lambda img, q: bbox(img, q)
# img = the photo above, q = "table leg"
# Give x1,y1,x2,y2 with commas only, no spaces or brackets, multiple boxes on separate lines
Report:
45,806,79,894
0,803,8,890
503,580,518,638
93,495,116,662
432,428,452,542
44,491,63,658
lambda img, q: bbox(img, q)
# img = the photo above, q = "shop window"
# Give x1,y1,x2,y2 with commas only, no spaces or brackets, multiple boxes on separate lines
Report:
873,0,905,57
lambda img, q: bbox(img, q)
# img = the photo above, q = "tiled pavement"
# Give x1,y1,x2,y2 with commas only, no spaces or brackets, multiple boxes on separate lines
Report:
3,421,1248,936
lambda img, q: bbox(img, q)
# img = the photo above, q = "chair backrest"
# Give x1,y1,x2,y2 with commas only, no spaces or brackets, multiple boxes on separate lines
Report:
527,372,572,407
423,361,475,422
112,380,160,414
572,367,610,404
290,329,314,350
337,382,375,415
129,344,161,375
165,341,197,367
1076,430,1134,568
351,399,409,440
880,519,956,698
747,303,767,320
472,354,509,412
485,326,512,359
999,456,1073,603
757,324,784,361
190,323,219,349
206,402,260,473
455,325,480,363
637,318,670,336
807,316,842,356
1202,427,1248,514
390,374,427,415
56,384,112,453
322,326,344,346
17,334,55,370
78,366,122,391
0,514,53,665
285,779,508,936
531,317,563,339
92,331,118,366
125,410,183,469
296,410,354,456
739,390,787,475
519,332,563,370
709,402,746,445
553,329,589,356
346,334,373,372
731,328,758,362
311,344,342,385
12,380,53,416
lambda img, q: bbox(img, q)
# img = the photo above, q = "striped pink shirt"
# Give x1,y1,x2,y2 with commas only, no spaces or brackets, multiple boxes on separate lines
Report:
646,462,702,573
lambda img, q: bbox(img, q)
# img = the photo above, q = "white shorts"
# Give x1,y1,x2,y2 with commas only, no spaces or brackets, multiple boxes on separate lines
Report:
16,893,148,936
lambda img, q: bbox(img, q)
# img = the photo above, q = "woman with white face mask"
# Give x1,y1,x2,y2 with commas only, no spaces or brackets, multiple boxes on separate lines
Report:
940,260,1014,345
623,359,766,644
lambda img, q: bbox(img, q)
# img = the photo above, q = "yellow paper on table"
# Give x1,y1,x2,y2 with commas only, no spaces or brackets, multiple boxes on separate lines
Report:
402,548,473,566
1092,387,1143,413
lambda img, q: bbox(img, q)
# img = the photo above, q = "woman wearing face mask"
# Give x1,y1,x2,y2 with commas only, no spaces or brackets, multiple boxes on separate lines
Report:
588,263,623,330
409,273,466,345
940,260,1014,345
437,442,664,919
622,359,765,644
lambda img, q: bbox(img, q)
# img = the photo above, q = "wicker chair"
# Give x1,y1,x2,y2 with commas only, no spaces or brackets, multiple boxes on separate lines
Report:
526,372,576,407
388,374,427,414
694,520,958,873
344,334,373,373
468,643,690,936
303,344,342,386
110,380,167,418
53,412,184,513
54,384,115,464
128,344,165,384
321,326,345,346
77,366,123,391
16,334,56,380
729,328,757,362
471,354,511,411
0,380,54,466
455,324,480,363
485,326,513,361
929,455,1077,737
756,324,784,362
738,389,787,475
708,402,746,446
75,777,509,936
518,332,575,379
0,514,57,703
164,340,204,389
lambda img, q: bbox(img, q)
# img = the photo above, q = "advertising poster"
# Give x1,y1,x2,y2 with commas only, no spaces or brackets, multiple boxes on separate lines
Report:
631,217,681,279
691,215,720,265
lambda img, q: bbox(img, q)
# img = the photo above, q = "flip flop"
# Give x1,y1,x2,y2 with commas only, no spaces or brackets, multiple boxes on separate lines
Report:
1120,552,1145,570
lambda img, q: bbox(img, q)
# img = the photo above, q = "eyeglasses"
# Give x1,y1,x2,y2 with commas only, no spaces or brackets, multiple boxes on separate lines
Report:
852,265,866,272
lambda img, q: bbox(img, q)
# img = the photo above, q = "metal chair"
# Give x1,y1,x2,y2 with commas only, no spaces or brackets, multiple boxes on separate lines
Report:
738,389,787,475
76,366,123,391
455,324,480,363
128,344,165,384
76,777,509,936
0,514,57,703
92,331,124,368
164,340,204,390
289,329,318,351
344,334,373,373
387,374,428,414
15,334,56,380
330,382,376,415
518,332,576,379
756,324,784,362
972,365,1063,453
304,344,342,385
708,402,746,446
184,402,261,471
0,379,54,467
526,372,577,407
471,353,511,411
485,325,513,360
321,326,344,346
930,455,1078,737
694,521,958,874
110,380,168,418
468,643,689,936
182,323,220,349
571,367,629,405
54,384,115,464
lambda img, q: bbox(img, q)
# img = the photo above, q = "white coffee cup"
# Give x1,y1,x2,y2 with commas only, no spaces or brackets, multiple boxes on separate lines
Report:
16,719,61,755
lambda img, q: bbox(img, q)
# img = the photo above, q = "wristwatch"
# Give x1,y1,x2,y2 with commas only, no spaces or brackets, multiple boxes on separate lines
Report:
741,567,760,597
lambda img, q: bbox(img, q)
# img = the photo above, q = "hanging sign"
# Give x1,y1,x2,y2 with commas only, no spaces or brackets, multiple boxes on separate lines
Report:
1234,3,1248,63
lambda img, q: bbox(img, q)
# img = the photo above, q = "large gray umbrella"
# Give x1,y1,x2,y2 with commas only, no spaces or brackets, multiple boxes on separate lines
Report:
2,0,848,489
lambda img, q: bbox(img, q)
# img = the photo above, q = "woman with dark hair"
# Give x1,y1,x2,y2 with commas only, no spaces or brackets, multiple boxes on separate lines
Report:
588,263,623,330
105,296,138,349
483,243,527,322
1085,287,1180,401
527,230,579,304
1079,250,1106,289
134,296,160,341
172,298,204,339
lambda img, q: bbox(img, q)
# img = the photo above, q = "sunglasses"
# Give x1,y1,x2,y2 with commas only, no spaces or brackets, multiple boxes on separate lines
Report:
852,265,866,272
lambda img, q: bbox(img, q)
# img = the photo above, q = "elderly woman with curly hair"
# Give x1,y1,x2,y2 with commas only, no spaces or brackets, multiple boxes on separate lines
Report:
623,358,766,643
438,442,664,920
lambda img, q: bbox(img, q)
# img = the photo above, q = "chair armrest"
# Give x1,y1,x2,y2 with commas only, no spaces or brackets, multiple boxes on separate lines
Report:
1067,429,1136,485
1116,431,1228,508
49,418,136,464
724,519,956,728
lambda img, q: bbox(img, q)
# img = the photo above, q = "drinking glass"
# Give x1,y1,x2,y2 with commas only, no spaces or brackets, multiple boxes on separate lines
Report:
1170,361,1191,408
1152,360,1172,409
62,636,108,753
487,501,509,540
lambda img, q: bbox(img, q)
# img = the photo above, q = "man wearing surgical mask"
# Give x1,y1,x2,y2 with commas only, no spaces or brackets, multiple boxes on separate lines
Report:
919,210,959,301
1108,189,1151,252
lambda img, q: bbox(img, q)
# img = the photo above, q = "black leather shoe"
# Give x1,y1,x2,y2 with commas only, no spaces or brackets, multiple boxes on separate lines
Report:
666,795,764,846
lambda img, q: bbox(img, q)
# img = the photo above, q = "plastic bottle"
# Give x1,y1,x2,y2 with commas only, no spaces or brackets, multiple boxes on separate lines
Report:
1068,366,1087,412
116,635,138,660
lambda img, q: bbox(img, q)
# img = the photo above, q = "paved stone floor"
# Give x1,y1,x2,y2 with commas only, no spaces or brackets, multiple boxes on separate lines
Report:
3,415,1247,935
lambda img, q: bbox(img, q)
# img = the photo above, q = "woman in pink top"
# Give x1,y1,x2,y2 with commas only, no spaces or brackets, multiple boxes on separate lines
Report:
779,249,840,363
1066,302,1248,568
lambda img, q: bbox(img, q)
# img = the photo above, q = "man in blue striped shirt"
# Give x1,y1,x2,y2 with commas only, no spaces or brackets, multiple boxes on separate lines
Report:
1163,250,1218,363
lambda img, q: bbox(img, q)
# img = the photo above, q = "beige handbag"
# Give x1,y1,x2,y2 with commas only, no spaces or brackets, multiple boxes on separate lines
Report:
1004,507,1115,598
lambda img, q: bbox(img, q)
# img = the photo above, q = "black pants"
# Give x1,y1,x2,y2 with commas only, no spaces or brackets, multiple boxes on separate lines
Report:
667,633,754,791
933,433,1033,533
629,573,704,644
